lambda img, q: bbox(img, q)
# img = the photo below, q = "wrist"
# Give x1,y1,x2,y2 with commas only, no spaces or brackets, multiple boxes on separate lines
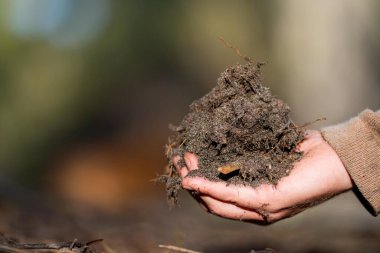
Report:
323,139,353,193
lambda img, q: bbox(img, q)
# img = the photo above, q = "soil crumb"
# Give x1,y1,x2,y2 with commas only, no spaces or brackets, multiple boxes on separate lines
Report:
159,62,305,205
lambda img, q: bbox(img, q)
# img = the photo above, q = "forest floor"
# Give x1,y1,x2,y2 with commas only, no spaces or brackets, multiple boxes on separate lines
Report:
0,190,379,253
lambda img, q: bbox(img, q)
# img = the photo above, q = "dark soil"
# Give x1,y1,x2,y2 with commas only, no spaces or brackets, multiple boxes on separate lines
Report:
160,62,305,205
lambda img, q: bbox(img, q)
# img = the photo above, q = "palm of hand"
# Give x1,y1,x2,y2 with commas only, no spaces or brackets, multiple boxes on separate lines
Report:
174,131,352,224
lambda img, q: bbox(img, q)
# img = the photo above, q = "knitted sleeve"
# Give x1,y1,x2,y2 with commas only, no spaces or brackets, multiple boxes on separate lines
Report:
321,109,380,216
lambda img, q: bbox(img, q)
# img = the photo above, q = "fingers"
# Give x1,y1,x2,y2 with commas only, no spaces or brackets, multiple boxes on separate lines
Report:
173,152,199,179
173,154,210,212
182,177,270,210
200,194,305,223
198,194,304,224
199,195,305,224
198,195,301,224
175,153,300,221
177,165,307,223
199,195,264,221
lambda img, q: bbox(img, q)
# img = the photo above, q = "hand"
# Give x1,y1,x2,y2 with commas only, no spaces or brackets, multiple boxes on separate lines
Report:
173,131,353,224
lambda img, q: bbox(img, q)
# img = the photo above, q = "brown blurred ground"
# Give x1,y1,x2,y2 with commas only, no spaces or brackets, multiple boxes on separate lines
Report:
1,191,379,253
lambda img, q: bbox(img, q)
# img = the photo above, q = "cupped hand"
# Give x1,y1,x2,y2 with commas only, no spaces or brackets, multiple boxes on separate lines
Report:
173,131,353,224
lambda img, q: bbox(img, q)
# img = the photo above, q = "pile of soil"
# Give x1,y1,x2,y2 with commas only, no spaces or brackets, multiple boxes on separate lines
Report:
160,62,305,205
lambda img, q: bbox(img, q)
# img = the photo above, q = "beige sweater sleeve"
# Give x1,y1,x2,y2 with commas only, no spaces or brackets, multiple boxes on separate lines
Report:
321,109,380,216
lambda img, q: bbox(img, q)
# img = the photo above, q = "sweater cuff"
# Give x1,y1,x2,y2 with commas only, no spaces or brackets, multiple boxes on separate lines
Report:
321,109,380,216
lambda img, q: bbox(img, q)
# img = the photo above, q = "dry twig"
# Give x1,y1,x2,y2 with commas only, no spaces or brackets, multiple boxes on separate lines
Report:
0,234,103,253
158,244,202,253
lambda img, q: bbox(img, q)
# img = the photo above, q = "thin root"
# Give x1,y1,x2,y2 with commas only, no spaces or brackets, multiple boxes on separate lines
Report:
218,37,252,63
294,117,327,129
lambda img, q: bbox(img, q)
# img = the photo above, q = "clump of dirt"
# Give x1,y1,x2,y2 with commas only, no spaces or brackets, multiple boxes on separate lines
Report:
160,62,305,205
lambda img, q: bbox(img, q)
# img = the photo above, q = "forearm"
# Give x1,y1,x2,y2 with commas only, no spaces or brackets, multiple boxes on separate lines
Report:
321,109,380,216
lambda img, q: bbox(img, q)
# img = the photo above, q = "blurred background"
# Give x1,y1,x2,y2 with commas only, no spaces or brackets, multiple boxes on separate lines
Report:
0,0,379,252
